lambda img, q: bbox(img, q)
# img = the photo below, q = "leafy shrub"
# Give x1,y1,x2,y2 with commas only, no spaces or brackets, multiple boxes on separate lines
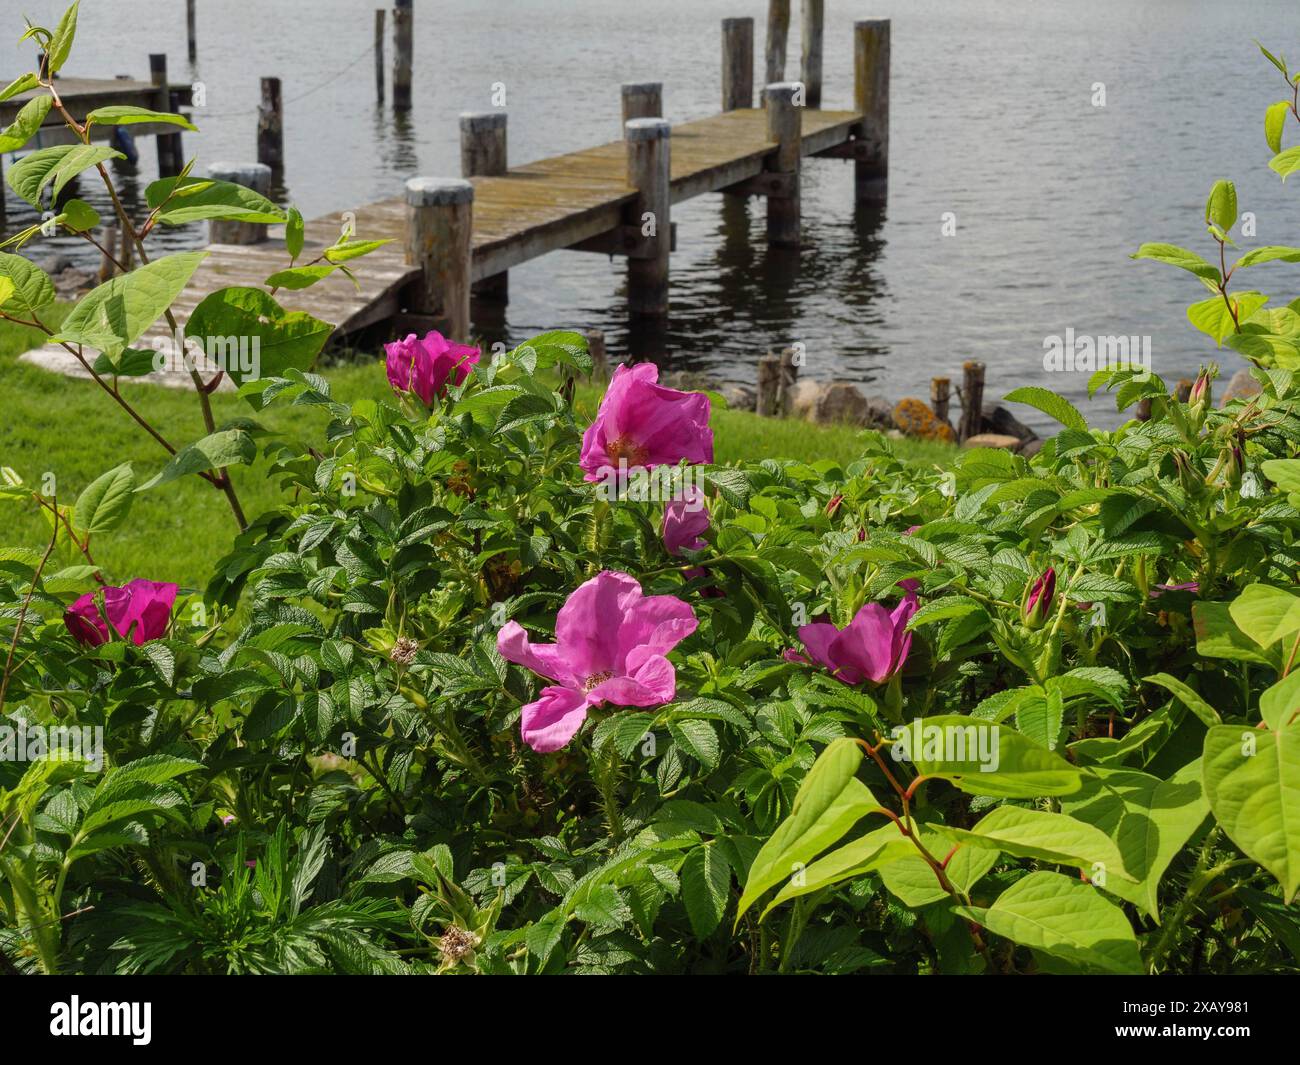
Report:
2,9,1300,976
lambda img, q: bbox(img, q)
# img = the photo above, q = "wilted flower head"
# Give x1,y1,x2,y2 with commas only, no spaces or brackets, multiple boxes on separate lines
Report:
439,925,481,963
785,592,918,685
579,363,713,482
1022,567,1056,629
389,636,420,665
385,330,480,405
663,485,710,556
497,571,697,752
64,579,178,647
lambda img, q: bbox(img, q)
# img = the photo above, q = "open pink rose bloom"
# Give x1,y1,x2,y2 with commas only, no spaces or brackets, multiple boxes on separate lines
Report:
579,363,714,482
384,330,480,405
64,579,179,647
786,592,918,685
497,570,698,752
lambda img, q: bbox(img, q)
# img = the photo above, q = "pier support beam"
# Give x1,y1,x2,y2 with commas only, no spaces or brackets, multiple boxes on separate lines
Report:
460,112,508,303
625,118,671,318
257,77,284,171
721,18,753,111
764,0,790,90
763,82,801,247
207,163,272,244
186,0,197,63
404,177,473,342
801,0,824,108
853,18,890,204
621,82,663,128
150,54,182,177
392,0,413,111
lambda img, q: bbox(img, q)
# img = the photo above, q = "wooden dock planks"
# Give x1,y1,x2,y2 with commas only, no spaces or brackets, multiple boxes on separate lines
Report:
19,105,862,383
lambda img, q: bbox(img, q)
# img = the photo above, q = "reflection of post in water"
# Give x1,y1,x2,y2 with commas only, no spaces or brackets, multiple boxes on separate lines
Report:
625,310,670,365
379,106,419,177
846,200,887,292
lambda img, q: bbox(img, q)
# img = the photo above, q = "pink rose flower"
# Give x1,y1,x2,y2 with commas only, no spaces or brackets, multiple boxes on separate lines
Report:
579,363,713,482
785,592,919,685
497,570,697,752
662,485,710,556
385,330,480,405
64,579,178,647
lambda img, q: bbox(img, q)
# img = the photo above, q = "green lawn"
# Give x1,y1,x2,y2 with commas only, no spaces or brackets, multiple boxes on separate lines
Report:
0,314,953,588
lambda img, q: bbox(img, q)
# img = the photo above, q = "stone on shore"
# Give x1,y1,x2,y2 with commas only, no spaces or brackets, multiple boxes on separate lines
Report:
1220,368,1261,406
963,432,1024,451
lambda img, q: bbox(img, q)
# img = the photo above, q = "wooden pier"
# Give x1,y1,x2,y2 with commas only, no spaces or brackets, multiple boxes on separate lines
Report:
19,16,891,385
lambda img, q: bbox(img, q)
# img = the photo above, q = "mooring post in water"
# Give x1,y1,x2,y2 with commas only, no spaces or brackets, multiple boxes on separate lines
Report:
763,82,802,247
721,17,754,111
404,177,473,342
621,82,662,130
756,354,781,416
853,18,890,204
257,77,284,171
460,112,508,302
764,0,790,94
149,54,181,177
625,118,671,318
374,9,385,103
186,0,197,62
393,0,413,111
931,376,951,425
779,346,800,413
586,328,609,383
206,163,272,244
959,360,985,441
801,0,824,108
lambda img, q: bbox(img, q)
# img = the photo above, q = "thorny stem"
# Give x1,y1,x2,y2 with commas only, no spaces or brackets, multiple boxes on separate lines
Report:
0,522,58,717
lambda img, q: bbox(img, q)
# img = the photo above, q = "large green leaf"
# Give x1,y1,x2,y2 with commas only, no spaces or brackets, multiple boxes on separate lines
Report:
955,871,1143,974
761,823,913,919
1131,242,1220,281
736,738,881,922
1259,670,1300,732
73,462,135,535
1266,100,1290,154
0,95,52,153
1061,761,1208,919
0,252,55,318
1002,386,1088,432
878,830,999,907
137,429,255,491
1143,673,1221,727
1229,584,1300,649
54,251,206,362
147,175,285,225
86,105,196,131
1187,292,1268,345
935,805,1134,881
1269,146,1300,181
6,143,123,207
898,716,1083,798
1205,179,1237,230
1203,720,1300,900
46,2,80,75
1192,601,1276,665
184,286,331,385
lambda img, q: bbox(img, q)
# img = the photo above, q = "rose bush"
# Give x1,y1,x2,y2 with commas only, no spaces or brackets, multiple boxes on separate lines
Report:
1,9,1300,975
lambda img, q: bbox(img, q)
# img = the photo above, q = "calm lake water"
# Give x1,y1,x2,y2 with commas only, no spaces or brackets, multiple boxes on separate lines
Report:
5,0,1300,430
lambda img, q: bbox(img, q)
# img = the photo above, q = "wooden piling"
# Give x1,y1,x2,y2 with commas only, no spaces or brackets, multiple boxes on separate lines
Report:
149,54,180,177
586,328,609,383
621,82,663,129
404,177,473,342
721,18,754,111
801,0,824,108
853,19,890,204
764,0,790,91
393,0,413,111
756,354,781,416
959,360,985,441
186,0,197,63
206,163,272,244
779,346,800,413
625,118,671,318
763,82,801,247
374,9,385,104
930,376,950,425
257,77,284,171
460,112,508,302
